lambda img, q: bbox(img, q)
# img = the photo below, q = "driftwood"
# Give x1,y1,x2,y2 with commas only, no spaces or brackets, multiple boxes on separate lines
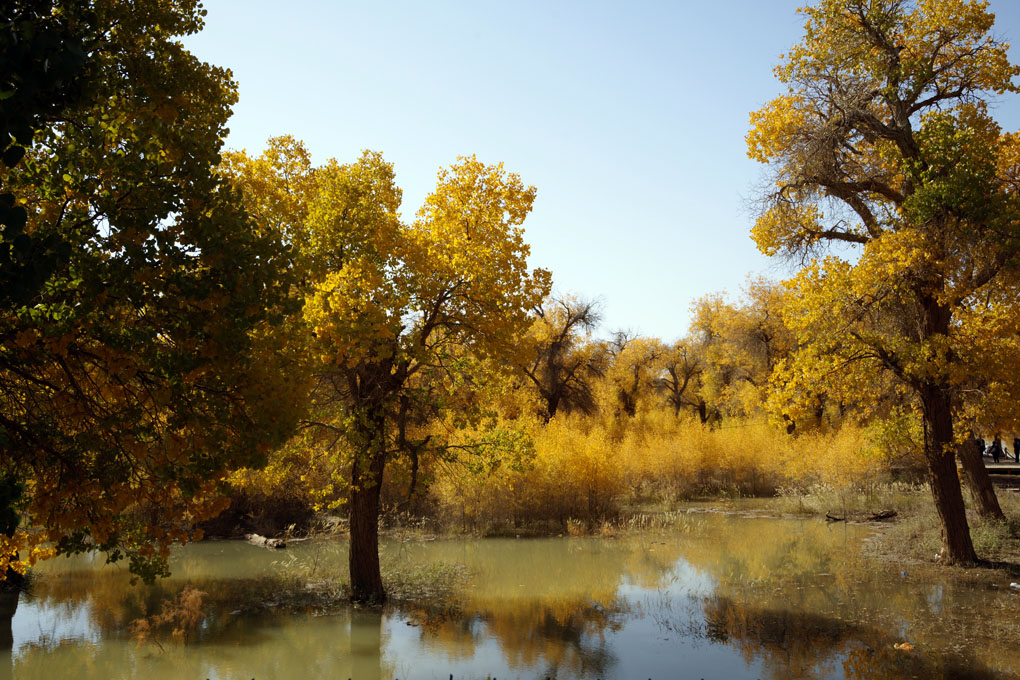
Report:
868,509,898,521
826,509,898,523
244,533,286,549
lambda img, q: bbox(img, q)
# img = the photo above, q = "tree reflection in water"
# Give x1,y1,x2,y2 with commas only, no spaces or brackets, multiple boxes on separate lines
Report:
0,590,15,651
402,597,624,679
699,596,1004,680
5,517,1020,679
350,608,383,680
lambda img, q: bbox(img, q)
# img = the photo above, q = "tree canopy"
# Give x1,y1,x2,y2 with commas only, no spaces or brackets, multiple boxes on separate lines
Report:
0,0,298,581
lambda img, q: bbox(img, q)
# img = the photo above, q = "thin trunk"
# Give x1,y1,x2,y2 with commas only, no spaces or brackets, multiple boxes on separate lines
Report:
920,383,977,564
957,436,1005,520
406,448,419,507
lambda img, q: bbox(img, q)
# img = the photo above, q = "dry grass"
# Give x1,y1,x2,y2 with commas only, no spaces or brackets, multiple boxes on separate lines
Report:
426,413,907,533
219,406,928,537
873,489,1020,566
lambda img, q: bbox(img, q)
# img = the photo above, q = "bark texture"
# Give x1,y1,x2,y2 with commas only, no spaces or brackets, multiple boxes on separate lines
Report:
921,383,976,564
349,450,386,603
957,436,1005,520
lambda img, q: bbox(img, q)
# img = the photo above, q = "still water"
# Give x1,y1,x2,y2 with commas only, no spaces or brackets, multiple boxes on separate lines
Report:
4,512,1020,679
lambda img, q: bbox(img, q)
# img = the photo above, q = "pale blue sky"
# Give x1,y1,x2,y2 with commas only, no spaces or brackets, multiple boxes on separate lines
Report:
185,0,1020,342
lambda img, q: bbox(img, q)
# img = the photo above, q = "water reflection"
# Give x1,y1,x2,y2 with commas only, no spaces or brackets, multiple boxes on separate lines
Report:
700,597,1002,680
351,608,385,680
3,514,1019,679
0,592,15,651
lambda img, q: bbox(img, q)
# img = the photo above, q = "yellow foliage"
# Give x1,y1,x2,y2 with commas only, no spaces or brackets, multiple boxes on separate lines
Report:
429,410,894,532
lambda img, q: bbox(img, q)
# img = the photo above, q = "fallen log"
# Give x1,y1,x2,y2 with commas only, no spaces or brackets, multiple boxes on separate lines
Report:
868,509,897,521
825,509,898,523
245,533,286,549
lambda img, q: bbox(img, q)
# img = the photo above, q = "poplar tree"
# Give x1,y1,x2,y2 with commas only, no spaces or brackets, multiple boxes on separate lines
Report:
748,0,1020,563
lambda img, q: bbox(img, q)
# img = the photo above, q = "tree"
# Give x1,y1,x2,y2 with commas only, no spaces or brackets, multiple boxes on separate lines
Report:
518,296,609,422
0,0,298,582
748,0,1020,563
689,280,796,424
226,140,550,602
654,340,709,420
606,333,663,418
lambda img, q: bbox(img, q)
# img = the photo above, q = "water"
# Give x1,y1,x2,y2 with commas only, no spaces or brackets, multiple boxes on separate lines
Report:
4,512,1019,679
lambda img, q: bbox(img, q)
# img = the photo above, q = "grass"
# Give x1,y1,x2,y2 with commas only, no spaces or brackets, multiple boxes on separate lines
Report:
733,480,1020,573
771,481,930,518
871,489,1020,568
271,545,471,610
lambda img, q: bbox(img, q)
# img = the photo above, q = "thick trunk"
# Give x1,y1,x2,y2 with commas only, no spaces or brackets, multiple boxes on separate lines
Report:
0,567,23,652
349,447,386,604
1,475,24,650
546,390,561,422
0,588,16,651
957,436,1005,520
920,383,976,564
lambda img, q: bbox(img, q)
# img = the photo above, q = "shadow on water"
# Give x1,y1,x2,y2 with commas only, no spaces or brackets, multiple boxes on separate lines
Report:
4,516,1020,679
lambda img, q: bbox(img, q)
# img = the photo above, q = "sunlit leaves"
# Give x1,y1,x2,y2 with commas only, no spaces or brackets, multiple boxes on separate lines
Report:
747,0,1020,562
226,140,552,563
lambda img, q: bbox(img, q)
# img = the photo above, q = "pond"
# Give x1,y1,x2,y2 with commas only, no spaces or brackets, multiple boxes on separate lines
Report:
4,512,1019,679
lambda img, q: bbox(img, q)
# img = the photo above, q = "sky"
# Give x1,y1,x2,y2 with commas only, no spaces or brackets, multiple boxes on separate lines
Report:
183,0,1020,343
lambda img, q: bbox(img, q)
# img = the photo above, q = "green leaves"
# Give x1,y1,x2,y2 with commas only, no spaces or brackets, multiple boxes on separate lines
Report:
0,0,300,581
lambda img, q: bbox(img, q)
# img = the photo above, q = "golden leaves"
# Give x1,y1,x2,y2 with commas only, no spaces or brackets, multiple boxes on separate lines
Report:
0,531,54,577
751,203,827,256
746,95,809,164
744,0,1020,436
224,139,552,522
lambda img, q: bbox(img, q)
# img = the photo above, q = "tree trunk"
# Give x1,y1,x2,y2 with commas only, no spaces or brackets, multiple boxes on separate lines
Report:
0,587,16,651
545,390,561,422
0,567,23,652
1,474,25,650
406,448,419,507
957,435,1005,520
349,448,386,604
920,383,976,564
